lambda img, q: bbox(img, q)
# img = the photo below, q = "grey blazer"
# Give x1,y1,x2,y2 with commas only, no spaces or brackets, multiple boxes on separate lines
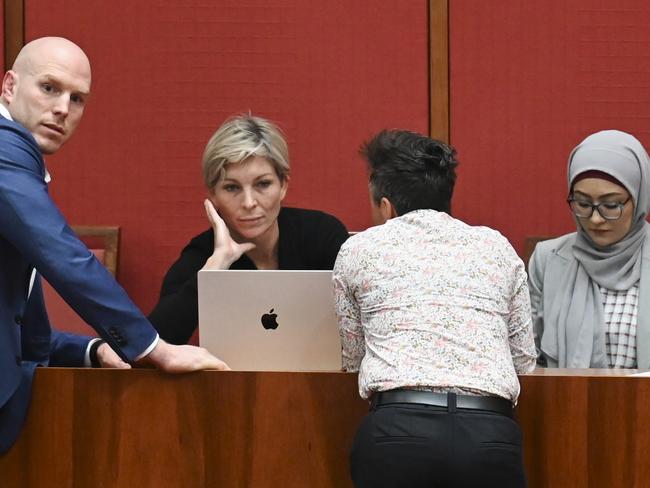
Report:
528,229,650,368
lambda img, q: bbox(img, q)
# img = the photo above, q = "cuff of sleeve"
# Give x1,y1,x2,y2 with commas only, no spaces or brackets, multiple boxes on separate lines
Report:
84,338,102,367
134,334,160,361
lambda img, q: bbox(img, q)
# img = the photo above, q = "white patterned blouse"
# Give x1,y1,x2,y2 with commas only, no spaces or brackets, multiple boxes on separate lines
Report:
333,210,537,403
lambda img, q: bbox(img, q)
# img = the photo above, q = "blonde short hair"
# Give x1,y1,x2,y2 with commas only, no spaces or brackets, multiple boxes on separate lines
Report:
202,114,290,190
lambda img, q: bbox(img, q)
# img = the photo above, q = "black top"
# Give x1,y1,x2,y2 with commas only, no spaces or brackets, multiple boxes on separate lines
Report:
149,207,349,344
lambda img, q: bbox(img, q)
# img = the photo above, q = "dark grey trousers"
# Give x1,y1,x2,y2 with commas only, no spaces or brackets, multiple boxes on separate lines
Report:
350,402,527,488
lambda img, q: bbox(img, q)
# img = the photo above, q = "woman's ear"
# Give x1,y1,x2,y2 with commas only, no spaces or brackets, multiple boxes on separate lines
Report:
207,192,219,210
279,174,290,200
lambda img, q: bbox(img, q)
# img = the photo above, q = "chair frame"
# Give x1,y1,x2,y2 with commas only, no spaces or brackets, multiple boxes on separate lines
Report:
522,235,554,268
71,225,120,278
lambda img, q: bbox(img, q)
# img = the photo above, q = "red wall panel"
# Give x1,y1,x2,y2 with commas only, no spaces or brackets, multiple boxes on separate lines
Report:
25,1,429,311
451,0,650,257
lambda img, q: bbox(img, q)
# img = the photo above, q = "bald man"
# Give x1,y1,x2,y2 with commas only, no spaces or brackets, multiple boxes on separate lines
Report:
0,37,228,454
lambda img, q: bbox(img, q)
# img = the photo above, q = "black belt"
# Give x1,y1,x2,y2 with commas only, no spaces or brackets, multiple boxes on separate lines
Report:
371,389,514,417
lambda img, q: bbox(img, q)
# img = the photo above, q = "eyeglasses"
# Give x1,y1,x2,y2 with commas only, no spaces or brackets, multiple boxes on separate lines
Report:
567,196,631,221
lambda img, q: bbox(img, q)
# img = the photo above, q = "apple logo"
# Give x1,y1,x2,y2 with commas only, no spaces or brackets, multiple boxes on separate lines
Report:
261,308,279,330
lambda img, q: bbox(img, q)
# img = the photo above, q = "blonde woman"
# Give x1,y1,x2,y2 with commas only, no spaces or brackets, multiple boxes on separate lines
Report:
149,114,348,344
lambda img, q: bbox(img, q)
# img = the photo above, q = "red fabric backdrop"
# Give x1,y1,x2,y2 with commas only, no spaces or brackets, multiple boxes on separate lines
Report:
22,1,650,314
450,0,650,257
25,0,429,311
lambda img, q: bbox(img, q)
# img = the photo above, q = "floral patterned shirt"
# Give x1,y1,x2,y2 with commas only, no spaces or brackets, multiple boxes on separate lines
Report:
333,210,536,402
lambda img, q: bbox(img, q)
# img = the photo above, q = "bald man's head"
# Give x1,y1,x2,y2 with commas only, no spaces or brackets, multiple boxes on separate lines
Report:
1,37,91,154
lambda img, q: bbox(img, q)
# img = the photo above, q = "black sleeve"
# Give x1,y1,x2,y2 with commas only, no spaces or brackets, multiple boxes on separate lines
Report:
148,230,213,344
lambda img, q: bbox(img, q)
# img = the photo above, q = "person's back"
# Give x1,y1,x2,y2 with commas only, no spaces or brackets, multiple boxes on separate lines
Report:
338,209,529,402
334,129,536,488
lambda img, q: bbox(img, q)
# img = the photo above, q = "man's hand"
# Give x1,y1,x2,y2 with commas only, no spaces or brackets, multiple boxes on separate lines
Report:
138,339,230,373
202,199,255,270
96,342,131,369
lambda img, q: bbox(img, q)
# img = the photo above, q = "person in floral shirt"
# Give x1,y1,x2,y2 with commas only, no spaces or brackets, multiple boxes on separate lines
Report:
333,129,536,488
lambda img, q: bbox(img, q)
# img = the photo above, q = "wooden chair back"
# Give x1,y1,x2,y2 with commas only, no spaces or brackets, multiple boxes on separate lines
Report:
522,235,554,268
43,226,121,336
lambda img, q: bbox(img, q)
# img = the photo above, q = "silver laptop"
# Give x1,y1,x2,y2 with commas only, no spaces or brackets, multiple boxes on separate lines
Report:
198,270,341,371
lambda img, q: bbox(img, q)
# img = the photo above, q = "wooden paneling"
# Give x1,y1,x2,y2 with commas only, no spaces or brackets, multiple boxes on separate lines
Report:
429,0,449,143
3,0,22,70
518,370,650,488
0,0,4,72
1,370,367,488
2,369,650,487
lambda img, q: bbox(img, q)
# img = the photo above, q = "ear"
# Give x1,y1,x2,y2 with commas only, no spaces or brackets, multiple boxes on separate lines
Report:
1,71,18,103
378,197,397,223
279,174,290,201
207,192,219,210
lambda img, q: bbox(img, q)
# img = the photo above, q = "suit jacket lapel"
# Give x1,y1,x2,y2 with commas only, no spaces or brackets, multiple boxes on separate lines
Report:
636,228,650,368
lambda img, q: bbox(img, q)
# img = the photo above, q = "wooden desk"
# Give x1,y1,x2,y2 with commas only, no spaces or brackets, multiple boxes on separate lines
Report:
519,369,650,488
0,369,647,487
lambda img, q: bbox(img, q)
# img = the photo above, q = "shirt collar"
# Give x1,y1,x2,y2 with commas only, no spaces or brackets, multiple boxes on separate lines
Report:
0,104,51,183
0,104,12,121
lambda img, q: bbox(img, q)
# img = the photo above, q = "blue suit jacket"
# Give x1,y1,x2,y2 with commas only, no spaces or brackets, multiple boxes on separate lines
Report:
0,116,157,453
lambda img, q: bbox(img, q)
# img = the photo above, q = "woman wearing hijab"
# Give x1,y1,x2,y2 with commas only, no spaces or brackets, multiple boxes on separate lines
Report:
529,130,650,368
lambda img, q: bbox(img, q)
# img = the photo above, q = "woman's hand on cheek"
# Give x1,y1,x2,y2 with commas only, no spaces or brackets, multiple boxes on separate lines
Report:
202,199,256,270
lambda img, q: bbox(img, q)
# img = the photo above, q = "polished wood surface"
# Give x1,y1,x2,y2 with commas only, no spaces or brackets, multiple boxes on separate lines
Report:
1,369,367,488
2,369,649,487
3,0,23,70
429,0,449,143
519,371,650,488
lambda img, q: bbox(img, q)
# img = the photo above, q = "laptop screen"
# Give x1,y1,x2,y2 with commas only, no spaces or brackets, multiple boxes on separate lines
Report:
198,270,341,371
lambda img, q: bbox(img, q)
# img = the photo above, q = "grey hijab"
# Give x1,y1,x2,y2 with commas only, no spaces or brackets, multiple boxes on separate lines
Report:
542,130,650,367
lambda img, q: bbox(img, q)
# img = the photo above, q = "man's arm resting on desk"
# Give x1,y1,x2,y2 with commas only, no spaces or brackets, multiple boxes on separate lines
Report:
136,338,230,372
52,331,229,371
87,338,131,369
50,331,130,368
